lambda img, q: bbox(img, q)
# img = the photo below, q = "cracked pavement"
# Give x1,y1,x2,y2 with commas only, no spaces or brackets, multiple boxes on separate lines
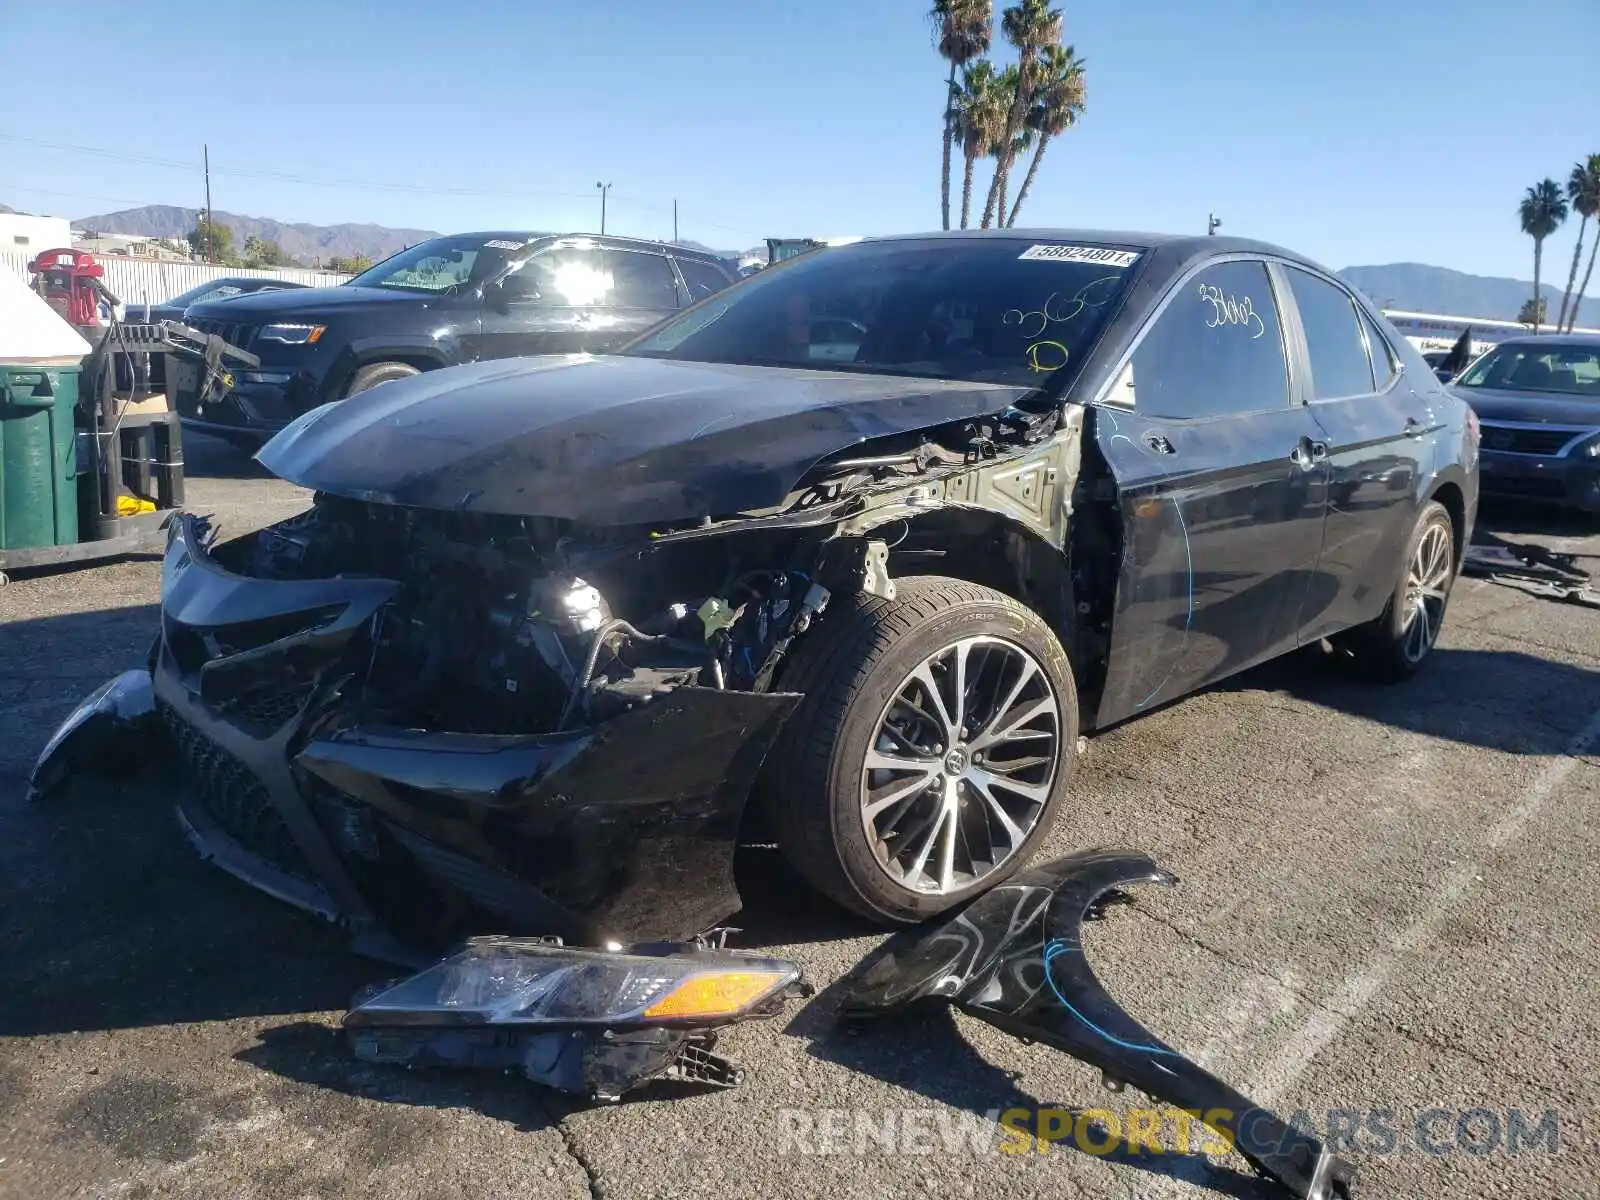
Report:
1,436,1597,1199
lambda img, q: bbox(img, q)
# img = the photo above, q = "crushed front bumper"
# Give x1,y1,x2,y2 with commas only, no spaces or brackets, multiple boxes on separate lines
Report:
34,514,800,960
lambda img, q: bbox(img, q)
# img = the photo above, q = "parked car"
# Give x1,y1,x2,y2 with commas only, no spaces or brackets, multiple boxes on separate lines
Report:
130,277,312,391
1450,334,1600,510
130,276,311,326
169,232,737,446
35,230,1478,955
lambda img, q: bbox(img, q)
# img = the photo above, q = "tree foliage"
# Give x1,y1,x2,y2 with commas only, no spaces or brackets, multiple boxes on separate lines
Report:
187,217,236,264
243,236,293,267
932,1,1083,229
326,254,374,274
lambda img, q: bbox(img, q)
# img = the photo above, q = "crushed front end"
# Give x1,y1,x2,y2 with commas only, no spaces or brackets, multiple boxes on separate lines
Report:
45,503,817,958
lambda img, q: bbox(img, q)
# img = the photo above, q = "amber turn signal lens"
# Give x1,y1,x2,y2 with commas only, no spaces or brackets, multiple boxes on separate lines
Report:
643,971,790,1019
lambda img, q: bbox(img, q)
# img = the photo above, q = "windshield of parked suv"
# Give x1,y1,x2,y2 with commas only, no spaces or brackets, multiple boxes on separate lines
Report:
162,280,250,306
625,239,1140,387
347,234,538,294
1456,342,1600,397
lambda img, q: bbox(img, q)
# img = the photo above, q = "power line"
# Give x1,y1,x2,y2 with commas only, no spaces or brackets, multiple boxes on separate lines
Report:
0,133,763,239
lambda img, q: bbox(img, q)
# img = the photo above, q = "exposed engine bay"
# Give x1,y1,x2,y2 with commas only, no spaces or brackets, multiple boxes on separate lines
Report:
206,397,1079,742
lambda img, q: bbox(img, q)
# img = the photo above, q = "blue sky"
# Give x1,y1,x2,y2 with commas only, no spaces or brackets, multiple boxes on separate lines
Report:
1,0,1595,278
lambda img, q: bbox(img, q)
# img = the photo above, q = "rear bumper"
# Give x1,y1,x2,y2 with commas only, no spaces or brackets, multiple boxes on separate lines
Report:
37,514,800,960
1478,449,1600,511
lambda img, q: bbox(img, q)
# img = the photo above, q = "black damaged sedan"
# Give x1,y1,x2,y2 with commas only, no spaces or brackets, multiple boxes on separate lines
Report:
36,231,1479,957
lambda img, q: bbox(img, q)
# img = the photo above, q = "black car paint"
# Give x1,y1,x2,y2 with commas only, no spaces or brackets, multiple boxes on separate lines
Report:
36,230,1478,955
258,354,1039,526
843,848,1356,1199
174,233,734,441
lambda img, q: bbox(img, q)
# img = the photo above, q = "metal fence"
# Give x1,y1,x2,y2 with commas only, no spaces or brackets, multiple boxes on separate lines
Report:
0,251,351,308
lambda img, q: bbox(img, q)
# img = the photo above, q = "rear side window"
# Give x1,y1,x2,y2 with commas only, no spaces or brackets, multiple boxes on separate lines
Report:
1286,268,1375,399
675,258,731,302
1361,310,1397,388
607,250,680,308
1129,260,1290,418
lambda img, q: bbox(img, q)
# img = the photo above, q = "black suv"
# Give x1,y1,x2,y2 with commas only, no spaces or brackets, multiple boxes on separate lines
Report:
172,232,736,444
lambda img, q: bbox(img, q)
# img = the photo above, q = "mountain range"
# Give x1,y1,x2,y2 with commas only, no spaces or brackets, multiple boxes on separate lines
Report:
1339,262,1598,329
33,205,1600,326
71,205,439,266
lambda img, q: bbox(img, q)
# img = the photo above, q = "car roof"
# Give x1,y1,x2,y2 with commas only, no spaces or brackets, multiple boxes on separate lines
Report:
851,228,1334,281
1488,332,1600,349
444,231,725,262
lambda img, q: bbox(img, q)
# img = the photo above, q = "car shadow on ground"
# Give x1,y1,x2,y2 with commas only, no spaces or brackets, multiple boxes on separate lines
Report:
1474,497,1599,545
1209,644,1600,756
784,949,1283,1199
182,431,274,481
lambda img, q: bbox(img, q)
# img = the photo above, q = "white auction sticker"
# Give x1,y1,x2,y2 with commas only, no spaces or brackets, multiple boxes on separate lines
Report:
1018,244,1140,267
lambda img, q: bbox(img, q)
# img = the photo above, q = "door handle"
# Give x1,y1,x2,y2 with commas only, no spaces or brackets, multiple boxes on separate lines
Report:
1142,433,1176,455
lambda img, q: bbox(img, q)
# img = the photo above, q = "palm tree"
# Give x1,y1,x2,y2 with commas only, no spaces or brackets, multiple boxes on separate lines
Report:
1518,179,1568,333
931,0,992,231
991,70,1034,229
1560,154,1600,332
980,0,1061,229
949,60,1007,229
1005,43,1085,227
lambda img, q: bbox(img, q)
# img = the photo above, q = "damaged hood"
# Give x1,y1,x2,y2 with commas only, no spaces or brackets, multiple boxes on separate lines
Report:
256,354,1035,525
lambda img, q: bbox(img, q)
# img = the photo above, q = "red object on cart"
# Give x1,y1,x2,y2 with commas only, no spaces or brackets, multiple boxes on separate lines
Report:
28,248,107,327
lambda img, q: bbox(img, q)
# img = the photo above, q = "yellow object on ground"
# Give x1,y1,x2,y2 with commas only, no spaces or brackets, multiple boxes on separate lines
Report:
116,495,156,516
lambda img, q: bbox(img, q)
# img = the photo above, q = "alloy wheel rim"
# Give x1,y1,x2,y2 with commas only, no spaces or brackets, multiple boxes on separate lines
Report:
1400,523,1452,663
859,635,1062,895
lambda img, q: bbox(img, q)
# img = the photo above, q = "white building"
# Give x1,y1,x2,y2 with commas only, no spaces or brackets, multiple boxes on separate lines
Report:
0,212,73,255
1381,308,1600,356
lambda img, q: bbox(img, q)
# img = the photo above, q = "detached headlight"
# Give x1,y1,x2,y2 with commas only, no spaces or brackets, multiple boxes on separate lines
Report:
258,323,326,345
344,938,803,1029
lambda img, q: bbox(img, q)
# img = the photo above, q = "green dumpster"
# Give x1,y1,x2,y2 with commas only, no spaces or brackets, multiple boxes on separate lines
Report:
0,358,81,551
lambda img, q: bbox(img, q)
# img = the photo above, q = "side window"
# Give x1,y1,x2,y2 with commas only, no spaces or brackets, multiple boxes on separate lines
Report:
1360,310,1398,389
675,257,732,302
502,247,623,306
605,250,680,308
1285,268,1375,399
1128,260,1290,418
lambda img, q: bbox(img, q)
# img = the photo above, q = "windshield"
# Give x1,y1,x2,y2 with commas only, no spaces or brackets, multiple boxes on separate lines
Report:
347,234,539,294
624,238,1140,387
1456,342,1600,397
163,280,244,306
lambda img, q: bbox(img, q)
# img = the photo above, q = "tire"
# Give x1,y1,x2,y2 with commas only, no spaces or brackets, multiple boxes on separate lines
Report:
1335,499,1456,681
344,360,420,397
761,575,1079,923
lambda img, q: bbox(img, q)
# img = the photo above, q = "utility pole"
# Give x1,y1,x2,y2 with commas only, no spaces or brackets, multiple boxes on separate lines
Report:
1207,212,1221,236
596,181,612,235
203,143,214,263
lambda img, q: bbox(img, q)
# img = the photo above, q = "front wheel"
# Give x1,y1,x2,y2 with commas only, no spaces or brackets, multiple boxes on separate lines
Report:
1336,499,1456,681
761,576,1079,923
344,360,420,397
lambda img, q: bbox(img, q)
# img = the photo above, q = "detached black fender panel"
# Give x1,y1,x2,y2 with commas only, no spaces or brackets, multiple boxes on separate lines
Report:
844,848,1355,1200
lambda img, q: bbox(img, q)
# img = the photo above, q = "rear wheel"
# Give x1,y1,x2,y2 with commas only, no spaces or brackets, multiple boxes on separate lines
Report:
1336,500,1455,681
344,360,420,397
762,576,1078,922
